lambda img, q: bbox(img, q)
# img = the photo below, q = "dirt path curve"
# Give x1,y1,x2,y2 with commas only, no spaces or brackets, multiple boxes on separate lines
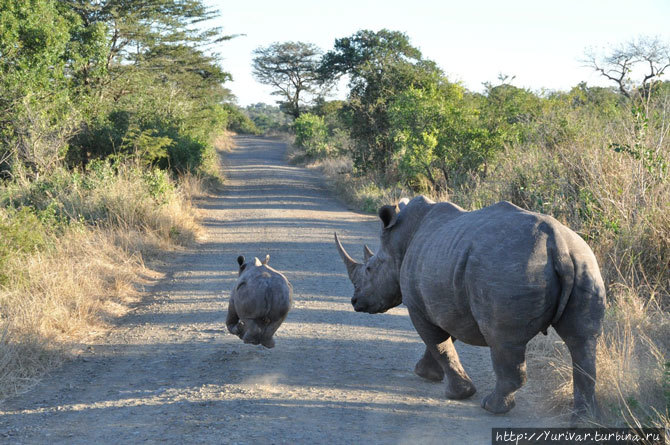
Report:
0,136,559,444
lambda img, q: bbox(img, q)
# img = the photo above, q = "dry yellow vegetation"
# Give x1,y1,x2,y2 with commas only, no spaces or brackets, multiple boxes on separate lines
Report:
0,136,231,398
291,113,670,428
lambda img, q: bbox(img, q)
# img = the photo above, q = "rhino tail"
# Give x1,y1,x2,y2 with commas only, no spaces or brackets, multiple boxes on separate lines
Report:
550,229,575,327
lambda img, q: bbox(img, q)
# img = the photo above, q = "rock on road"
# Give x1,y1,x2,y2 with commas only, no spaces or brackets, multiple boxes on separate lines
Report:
0,136,557,444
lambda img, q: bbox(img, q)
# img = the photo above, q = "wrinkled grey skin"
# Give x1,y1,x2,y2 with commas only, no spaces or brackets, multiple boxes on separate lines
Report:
226,255,292,348
335,196,605,421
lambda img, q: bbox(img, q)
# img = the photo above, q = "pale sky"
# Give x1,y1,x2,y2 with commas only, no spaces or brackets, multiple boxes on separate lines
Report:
205,0,670,106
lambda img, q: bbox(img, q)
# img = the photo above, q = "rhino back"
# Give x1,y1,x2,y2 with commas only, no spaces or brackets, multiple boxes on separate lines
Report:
233,267,292,319
400,201,574,345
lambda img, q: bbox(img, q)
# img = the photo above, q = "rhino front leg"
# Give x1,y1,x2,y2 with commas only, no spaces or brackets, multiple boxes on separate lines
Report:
408,310,476,399
482,343,527,414
226,301,244,338
414,346,444,382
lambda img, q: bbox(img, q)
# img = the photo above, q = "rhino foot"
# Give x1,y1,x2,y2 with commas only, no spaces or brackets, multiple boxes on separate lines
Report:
229,324,241,336
445,378,476,400
481,392,516,414
570,401,601,427
414,357,444,382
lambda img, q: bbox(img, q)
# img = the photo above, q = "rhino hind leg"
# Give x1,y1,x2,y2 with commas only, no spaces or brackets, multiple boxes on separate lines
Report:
553,313,601,424
552,284,604,424
414,346,444,382
561,335,599,424
408,311,476,399
482,344,527,414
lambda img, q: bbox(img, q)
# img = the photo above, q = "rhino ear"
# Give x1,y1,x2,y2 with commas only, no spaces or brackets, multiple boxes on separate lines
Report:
253,257,262,267
397,198,409,211
262,254,270,265
379,204,399,229
237,255,246,273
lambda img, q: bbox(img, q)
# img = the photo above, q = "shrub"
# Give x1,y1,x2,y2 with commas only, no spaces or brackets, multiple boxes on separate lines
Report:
292,113,328,157
222,104,261,135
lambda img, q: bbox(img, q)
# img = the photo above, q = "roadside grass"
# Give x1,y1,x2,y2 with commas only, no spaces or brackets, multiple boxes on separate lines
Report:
286,141,403,213
287,116,669,428
0,132,233,398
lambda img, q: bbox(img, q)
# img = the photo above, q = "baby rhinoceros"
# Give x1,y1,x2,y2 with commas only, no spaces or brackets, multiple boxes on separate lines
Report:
226,255,292,348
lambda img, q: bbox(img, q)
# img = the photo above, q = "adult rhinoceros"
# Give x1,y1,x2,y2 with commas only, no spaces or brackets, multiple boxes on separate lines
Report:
334,196,605,419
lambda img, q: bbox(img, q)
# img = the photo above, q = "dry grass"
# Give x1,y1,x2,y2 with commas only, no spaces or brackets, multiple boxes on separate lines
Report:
527,288,669,428
0,159,214,398
213,130,236,153
0,227,144,398
291,154,404,213
290,109,670,426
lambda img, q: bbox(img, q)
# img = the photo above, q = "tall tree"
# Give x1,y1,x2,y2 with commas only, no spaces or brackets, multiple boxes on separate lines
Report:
58,0,233,107
60,0,234,166
252,41,325,119
320,29,441,174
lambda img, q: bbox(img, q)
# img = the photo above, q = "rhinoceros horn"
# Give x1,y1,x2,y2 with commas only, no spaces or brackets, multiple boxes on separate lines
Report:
334,232,360,279
363,244,374,262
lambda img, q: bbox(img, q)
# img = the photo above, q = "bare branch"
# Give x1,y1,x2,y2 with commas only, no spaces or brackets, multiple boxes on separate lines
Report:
586,36,670,102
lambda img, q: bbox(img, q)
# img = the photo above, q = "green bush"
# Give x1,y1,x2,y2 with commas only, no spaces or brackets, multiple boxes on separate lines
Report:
389,84,502,192
222,104,261,135
292,113,328,157
245,103,290,133
0,207,52,285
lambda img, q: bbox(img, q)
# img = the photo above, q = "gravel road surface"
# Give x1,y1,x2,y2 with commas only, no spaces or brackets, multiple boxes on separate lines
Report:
0,136,559,444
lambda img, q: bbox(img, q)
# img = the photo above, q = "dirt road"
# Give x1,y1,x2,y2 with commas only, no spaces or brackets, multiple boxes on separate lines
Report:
0,136,559,444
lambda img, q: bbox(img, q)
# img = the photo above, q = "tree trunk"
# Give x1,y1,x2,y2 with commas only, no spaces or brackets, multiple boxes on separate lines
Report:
424,165,441,192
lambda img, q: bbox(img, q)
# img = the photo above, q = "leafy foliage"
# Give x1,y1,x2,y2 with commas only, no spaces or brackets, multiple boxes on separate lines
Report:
320,30,447,174
1,0,235,177
222,104,261,135
252,41,326,118
389,83,501,191
0,0,91,174
292,113,328,157
245,103,291,133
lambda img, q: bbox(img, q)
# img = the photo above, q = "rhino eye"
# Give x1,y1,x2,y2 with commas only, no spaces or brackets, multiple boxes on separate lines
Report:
366,266,371,272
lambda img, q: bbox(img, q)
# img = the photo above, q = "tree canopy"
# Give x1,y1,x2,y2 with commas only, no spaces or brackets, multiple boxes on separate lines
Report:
252,41,325,118
320,29,446,173
0,0,235,175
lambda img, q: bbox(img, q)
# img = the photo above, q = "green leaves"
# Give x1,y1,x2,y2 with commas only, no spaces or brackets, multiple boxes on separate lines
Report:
292,113,329,157
252,41,326,119
120,127,174,167
319,29,443,174
389,83,501,191
0,0,235,177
